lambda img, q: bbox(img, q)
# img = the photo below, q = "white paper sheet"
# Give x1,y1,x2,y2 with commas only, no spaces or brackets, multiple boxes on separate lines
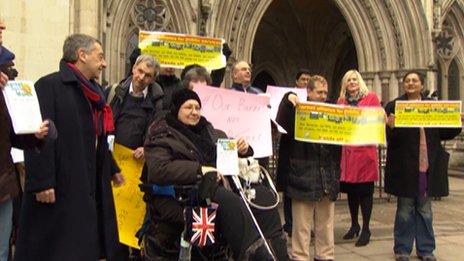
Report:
216,139,239,176
2,81,42,134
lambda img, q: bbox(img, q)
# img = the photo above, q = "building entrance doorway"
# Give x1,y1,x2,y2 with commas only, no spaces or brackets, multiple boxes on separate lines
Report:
251,0,357,101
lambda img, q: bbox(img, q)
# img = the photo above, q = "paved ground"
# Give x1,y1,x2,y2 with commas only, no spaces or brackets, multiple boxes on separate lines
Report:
282,169,464,260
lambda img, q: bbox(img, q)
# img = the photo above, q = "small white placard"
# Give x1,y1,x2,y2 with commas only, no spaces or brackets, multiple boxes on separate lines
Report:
216,139,239,176
2,81,42,134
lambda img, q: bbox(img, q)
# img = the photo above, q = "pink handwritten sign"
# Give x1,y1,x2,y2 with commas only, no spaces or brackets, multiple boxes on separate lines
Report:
195,85,272,157
266,85,307,121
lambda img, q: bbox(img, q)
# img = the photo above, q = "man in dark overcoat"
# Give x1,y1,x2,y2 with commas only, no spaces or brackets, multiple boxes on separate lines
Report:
14,34,124,261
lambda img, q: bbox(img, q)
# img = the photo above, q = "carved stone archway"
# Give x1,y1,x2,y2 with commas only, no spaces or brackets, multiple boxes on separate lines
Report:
250,0,357,100
104,0,195,83
440,0,464,101
209,0,431,100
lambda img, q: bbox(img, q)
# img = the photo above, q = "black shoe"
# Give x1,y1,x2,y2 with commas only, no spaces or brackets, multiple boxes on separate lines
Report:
283,223,292,237
355,230,371,247
342,224,360,240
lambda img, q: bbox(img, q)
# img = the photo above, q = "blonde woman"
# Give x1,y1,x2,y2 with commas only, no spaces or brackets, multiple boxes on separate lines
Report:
337,70,380,247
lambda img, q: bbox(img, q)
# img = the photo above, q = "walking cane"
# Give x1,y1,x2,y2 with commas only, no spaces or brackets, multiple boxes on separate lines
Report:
228,175,276,260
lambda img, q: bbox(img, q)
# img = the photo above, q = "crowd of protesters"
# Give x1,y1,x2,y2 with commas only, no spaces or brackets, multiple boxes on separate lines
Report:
0,24,462,261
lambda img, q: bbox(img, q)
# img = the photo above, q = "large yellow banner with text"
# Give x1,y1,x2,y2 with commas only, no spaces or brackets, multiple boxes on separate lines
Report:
295,102,386,146
112,143,145,249
139,31,226,70
395,100,462,128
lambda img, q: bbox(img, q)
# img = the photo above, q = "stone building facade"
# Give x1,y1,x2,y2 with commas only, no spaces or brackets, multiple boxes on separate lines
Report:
1,0,463,166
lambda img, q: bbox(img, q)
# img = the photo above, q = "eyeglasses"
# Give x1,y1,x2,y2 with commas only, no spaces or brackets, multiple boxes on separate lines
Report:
180,105,201,112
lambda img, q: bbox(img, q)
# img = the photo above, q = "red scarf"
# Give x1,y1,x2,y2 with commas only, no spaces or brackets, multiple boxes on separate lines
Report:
66,62,114,135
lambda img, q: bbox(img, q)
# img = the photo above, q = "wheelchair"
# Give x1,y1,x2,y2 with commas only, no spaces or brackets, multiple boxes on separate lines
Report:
137,170,286,261
138,183,231,261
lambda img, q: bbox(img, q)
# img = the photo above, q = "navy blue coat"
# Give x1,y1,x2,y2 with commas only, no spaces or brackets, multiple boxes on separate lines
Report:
15,60,121,261
275,92,340,201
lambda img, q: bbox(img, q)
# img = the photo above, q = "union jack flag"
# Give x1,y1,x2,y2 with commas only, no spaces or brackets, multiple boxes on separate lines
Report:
188,206,217,247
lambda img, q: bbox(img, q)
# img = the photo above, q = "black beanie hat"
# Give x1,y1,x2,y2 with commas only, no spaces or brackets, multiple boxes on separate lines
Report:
171,88,202,117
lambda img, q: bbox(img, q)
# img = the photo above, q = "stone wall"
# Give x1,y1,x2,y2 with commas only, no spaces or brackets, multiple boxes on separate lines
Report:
0,0,71,81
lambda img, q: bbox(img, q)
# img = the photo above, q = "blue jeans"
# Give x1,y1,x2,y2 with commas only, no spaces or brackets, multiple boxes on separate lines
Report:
0,199,13,261
394,197,435,256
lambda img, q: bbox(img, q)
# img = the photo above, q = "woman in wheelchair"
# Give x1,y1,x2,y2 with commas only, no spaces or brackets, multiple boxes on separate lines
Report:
143,88,288,260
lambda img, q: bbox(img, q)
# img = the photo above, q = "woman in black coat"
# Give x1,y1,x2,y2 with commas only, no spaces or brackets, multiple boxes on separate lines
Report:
143,88,287,260
384,71,462,261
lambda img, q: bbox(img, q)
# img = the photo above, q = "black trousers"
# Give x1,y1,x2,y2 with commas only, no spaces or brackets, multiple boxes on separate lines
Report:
144,186,287,260
249,184,289,261
144,188,258,260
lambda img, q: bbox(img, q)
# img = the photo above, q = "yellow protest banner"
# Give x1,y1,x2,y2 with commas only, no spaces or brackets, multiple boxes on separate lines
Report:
295,102,386,145
112,143,145,249
395,100,462,128
139,31,226,70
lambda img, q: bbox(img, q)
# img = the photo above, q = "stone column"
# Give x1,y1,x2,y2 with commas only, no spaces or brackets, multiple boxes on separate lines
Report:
379,71,391,104
72,0,100,38
361,72,374,92
365,78,373,93
426,69,437,97
388,73,401,101
440,65,449,100
198,0,211,36
373,73,382,100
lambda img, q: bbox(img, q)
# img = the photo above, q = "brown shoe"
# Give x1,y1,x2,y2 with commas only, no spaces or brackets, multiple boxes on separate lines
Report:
418,254,437,261
395,254,409,261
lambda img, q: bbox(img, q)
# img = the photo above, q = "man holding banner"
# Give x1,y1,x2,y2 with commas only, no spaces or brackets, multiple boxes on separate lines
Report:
276,75,340,261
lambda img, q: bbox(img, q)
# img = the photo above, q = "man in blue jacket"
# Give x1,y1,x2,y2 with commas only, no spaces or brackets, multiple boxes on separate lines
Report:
231,61,263,94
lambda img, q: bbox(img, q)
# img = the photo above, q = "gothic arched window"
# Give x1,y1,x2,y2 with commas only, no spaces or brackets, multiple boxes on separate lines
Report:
437,62,443,99
252,71,276,92
125,32,139,76
448,59,460,100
